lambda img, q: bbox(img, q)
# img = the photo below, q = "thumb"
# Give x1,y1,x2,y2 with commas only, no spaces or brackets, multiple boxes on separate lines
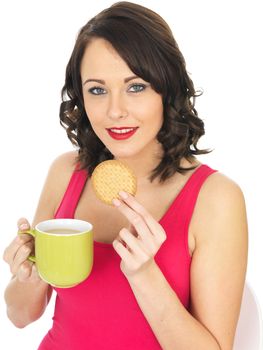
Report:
17,217,31,231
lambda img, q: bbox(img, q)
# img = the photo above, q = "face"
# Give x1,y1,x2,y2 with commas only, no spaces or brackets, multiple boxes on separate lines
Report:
80,38,164,161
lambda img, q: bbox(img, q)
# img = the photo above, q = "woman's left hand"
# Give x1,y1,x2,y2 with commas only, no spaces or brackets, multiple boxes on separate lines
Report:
112,191,167,278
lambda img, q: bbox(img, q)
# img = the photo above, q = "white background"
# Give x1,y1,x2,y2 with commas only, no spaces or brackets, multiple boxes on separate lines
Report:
0,0,262,348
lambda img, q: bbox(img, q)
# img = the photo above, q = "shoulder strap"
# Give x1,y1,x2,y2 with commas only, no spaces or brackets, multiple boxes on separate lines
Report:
54,167,88,219
178,164,217,228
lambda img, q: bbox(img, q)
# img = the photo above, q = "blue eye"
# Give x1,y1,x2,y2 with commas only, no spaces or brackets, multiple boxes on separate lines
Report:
88,87,106,95
129,84,146,93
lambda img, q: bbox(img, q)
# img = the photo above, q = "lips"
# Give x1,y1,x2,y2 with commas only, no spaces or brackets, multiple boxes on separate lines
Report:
106,127,139,140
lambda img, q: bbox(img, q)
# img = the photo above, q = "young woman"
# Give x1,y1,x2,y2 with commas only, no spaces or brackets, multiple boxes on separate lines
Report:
3,2,248,349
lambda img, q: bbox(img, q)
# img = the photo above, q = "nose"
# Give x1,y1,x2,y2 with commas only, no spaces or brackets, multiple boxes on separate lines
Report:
107,92,128,120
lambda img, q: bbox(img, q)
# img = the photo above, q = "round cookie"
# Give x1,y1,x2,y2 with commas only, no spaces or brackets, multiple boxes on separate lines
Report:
91,160,137,205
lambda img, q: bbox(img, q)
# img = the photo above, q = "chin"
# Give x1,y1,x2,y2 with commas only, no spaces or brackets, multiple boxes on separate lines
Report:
107,146,139,160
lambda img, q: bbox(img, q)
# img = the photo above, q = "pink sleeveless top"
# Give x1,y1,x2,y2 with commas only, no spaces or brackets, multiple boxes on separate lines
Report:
38,164,216,350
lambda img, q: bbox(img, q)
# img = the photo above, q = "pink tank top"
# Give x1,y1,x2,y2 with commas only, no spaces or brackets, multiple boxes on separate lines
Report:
38,164,216,350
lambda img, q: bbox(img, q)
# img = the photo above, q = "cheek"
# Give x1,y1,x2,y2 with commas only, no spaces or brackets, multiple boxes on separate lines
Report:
134,97,163,119
149,100,164,127
83,100,103,126
157,100,164,124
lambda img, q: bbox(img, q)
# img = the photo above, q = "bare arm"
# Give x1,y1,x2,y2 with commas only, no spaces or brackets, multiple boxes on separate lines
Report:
3,151,77,328
4,269,52,328
112,173,248,349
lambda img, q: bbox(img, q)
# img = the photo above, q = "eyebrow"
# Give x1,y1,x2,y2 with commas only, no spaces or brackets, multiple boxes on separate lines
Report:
82,75,139,86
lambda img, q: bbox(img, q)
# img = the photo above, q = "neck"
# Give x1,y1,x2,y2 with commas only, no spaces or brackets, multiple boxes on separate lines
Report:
114,142,163,186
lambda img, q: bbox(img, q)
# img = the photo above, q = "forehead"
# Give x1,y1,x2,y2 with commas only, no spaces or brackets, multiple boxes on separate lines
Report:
80,38,134,80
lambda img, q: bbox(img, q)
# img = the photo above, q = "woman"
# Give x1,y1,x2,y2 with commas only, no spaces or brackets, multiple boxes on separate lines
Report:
3,2,248,349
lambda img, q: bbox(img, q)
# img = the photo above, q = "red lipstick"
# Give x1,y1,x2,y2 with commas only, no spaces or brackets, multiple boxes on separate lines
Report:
106,127,138,140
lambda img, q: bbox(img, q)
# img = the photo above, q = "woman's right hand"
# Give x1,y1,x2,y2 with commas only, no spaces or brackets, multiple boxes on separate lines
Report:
3,218,41,283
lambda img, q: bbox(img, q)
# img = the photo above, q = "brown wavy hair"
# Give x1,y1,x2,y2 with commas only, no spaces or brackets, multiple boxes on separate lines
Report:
59,1,210,182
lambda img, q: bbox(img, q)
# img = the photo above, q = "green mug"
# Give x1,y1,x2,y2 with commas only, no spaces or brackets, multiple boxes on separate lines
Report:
19,219,93,288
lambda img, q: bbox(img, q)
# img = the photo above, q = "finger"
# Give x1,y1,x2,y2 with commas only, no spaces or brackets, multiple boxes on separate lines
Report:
17,260,34,282
3,234,33,265
112,197,155,247
29,263,41,282
117,191,166,244
112,238,133,261
17,218,30,231
129,224,139,237
119,228,147,256
11,242,34,275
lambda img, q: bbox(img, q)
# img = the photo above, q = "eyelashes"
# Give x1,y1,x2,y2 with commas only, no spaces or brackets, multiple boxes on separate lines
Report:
88,87,106,95
87,83,147,96
128,84,147,93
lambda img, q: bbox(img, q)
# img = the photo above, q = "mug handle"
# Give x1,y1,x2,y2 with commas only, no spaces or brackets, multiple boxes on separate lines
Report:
18,229,36,263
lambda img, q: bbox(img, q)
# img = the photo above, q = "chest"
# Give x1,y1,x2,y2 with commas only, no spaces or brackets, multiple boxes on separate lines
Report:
74,178,182,244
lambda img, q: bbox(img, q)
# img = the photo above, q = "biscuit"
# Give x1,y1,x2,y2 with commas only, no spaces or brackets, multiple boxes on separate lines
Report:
91,160,137,205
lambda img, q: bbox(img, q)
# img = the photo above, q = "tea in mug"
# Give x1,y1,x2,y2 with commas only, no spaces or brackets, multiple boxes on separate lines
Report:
45,228,81,235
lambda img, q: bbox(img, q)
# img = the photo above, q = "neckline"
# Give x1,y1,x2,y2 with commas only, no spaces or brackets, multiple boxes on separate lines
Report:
93,164,206,249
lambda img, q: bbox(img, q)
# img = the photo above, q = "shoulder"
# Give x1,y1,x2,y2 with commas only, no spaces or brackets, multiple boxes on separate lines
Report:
192,169,248,243
31,151,79,225
199,170,246,211
46,150,79,194
49,151,79,173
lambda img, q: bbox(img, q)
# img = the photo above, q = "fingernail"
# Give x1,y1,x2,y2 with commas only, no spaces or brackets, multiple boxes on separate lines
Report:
20,223,29,230
112,198,121,207
119,191,128,199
